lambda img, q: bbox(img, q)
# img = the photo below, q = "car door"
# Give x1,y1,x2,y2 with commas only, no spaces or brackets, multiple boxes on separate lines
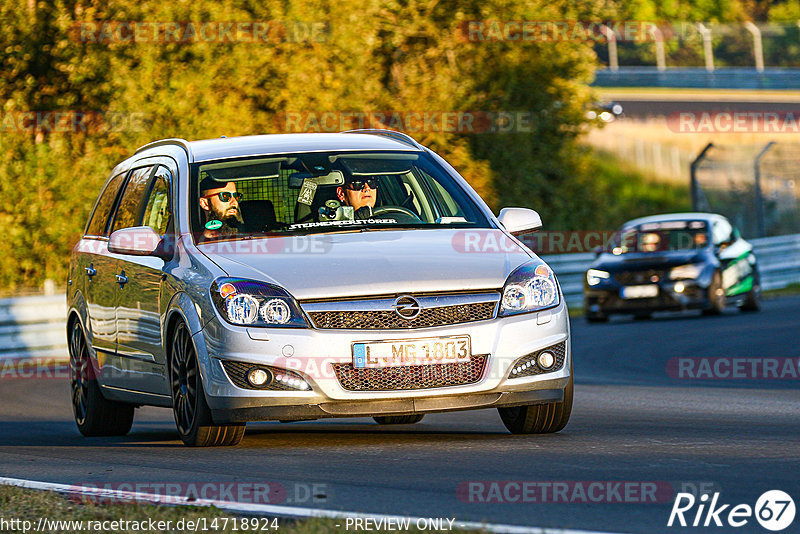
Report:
100,164,155,388
114,164,175,395
79,171,128,374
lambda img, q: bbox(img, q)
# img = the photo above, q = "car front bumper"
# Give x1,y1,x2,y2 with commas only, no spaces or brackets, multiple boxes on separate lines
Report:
193,301,571,424
584,279,709,315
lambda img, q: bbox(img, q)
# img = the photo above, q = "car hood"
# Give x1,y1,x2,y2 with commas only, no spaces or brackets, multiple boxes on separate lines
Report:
591,250,706,272
197,229,533,300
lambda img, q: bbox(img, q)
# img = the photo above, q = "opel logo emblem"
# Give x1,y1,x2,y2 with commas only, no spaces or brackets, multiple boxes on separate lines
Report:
393,295,421,320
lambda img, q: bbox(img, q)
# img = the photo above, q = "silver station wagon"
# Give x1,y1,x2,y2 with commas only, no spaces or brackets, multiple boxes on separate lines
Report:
67,130,572,446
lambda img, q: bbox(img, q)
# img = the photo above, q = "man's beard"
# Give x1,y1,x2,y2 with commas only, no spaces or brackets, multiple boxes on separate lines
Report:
207,207,242,235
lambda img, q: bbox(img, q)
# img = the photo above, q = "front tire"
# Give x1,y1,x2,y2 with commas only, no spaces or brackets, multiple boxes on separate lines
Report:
703,271,726,315
169,321,245,447
374,415,425,425
739,271,761,312
69,321,134,437
498,362,573,434
585,310,608,323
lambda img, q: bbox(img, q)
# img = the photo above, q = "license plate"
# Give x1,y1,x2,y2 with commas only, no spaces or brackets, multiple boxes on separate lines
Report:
621,285,659,299
352,336,471,369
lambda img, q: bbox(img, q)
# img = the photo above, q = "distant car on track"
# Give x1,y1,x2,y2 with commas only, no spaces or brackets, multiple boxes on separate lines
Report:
67,130,572,446
583,212,761,322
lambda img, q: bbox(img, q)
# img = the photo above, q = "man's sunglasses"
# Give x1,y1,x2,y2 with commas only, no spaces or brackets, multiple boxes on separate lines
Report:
344,179,378,191
203,191,243,202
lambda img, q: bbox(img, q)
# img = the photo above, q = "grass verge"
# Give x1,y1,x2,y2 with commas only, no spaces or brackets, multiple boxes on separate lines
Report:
763,282,800,299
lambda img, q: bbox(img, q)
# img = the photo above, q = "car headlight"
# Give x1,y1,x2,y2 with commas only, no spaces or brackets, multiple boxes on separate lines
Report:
499,261,560,317
210,278,308,328
670,264,702,280
586,269,610,286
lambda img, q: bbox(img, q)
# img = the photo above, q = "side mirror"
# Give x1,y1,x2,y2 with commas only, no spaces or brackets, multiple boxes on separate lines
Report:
109,226,163,257
497,208,542,234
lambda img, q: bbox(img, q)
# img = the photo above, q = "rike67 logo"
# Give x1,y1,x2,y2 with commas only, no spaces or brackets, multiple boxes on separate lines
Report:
668,490,795,531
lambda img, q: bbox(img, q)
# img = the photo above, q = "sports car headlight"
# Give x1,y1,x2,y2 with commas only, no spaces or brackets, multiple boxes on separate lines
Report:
586,269,610,286
210,278,308,328
670,264,702,280
499,261,560,317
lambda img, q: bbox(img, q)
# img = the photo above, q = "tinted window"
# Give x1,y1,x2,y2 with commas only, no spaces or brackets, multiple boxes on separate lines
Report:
111,166,153,233
85,172,126,237
610,220,709,254
141,166,172,235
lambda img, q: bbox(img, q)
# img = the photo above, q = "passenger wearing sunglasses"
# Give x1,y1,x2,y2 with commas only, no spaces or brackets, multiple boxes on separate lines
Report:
199,177,243,239
336,176,378,219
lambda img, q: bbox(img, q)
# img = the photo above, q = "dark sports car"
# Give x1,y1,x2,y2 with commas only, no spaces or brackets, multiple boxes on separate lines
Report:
584,213,761,322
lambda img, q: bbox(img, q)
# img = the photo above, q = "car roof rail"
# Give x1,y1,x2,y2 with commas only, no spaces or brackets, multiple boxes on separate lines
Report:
341,129,424,150
134,138,192,157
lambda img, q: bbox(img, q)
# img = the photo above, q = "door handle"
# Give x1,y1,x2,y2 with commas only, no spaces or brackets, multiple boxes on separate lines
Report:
116,271,128,288
85,264,97,280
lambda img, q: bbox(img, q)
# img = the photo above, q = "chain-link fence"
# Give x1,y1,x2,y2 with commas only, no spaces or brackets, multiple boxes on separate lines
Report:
691,142,800,238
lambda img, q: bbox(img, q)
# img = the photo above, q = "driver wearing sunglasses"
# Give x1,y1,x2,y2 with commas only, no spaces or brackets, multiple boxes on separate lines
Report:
336,176,378,219
199,177,243,239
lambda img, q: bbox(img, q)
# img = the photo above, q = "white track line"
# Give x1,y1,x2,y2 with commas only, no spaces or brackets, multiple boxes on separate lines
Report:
0,476,628,534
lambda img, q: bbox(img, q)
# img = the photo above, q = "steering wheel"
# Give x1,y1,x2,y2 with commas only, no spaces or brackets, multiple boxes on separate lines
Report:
372,206,423,222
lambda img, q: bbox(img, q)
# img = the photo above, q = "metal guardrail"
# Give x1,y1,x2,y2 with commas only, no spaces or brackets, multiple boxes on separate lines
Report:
593,67,800,89
1,233,798,361
0,294,67,362
541,233,800,309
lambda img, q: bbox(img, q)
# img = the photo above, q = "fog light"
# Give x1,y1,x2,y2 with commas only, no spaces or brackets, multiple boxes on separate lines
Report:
247,368,271,387
537,351,555,370
674,281,685,293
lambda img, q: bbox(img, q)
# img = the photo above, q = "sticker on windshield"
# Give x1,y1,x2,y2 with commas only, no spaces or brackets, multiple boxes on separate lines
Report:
297,179,318,206
288,219,396,230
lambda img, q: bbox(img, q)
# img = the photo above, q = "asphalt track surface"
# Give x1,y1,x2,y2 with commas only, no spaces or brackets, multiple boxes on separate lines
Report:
1,295,799,534
612,98,800,118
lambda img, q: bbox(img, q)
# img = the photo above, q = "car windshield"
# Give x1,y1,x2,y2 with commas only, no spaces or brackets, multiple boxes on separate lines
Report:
190,151,490,241
608,220,709,254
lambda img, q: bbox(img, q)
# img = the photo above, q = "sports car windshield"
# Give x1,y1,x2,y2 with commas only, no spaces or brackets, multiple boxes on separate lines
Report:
190,151,490,241
608,220,709,254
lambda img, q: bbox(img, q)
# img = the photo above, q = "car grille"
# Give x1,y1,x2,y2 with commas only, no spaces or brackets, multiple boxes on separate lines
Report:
508,342,566,379
308,301,496,330
614,269,668,285
220,360,307,391
331,354,489,391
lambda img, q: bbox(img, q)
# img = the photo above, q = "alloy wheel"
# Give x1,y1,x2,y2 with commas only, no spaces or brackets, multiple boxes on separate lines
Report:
170,323,198,436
